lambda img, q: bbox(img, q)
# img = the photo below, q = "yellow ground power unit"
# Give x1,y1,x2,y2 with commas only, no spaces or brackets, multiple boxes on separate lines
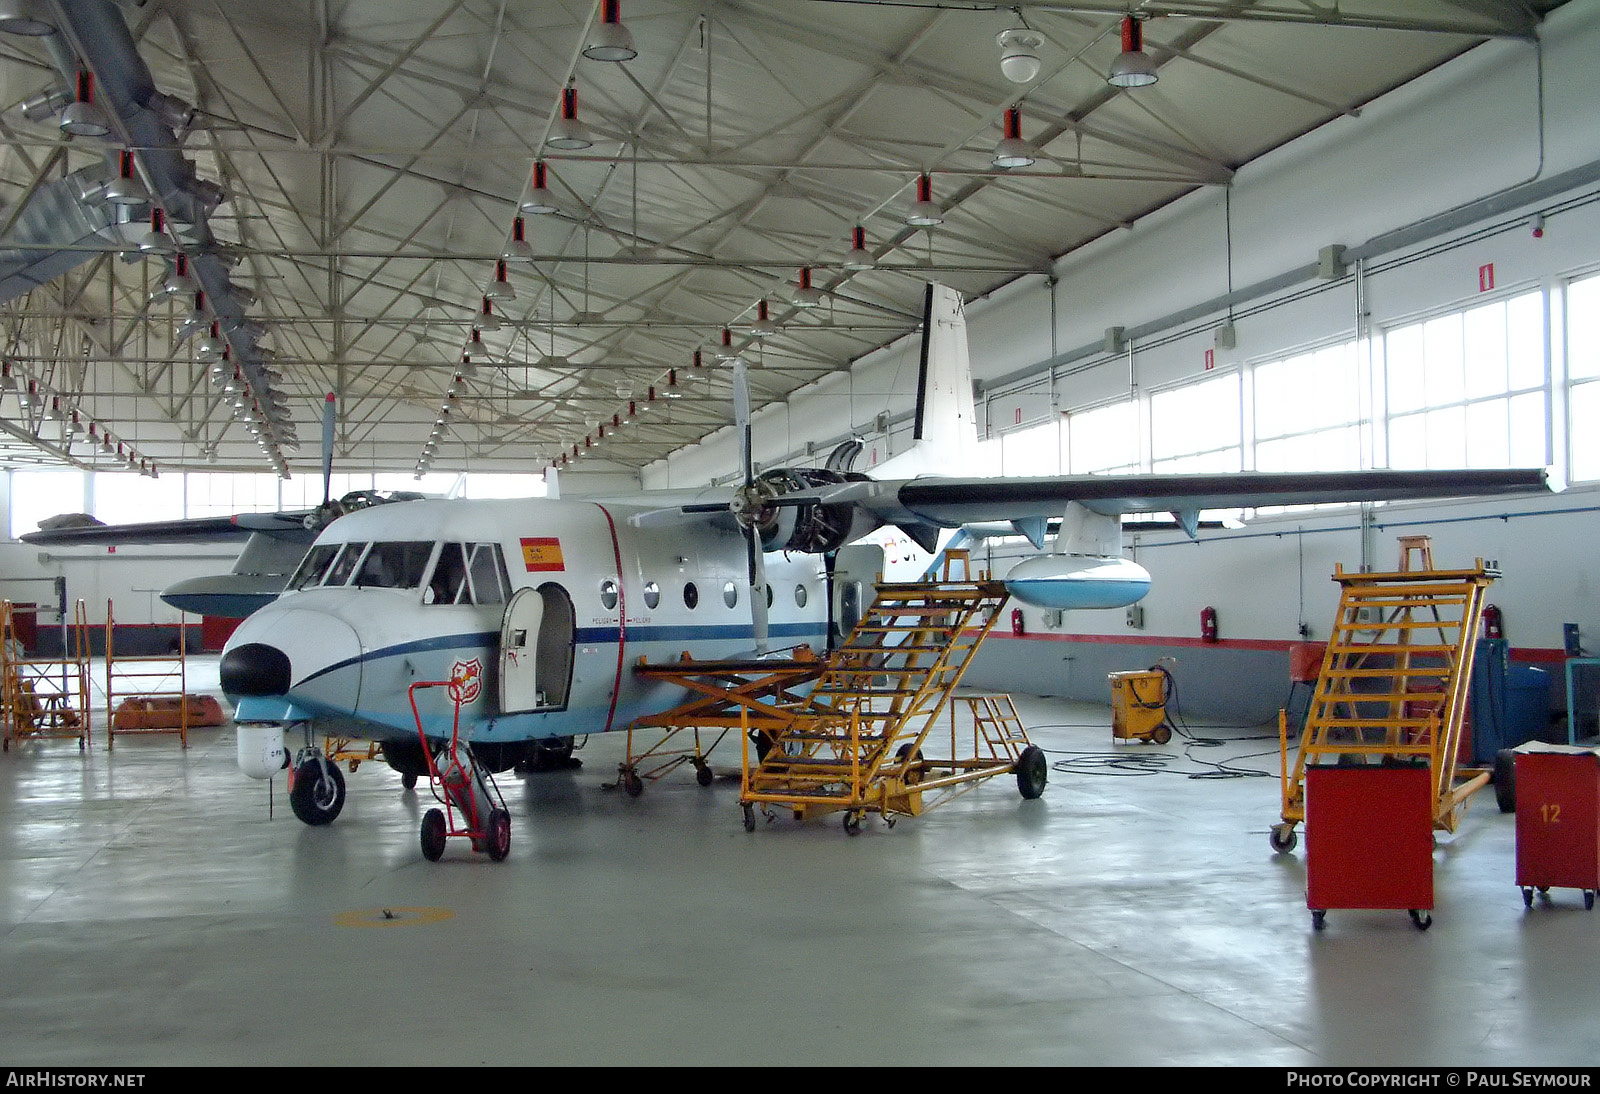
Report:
1109,668,1173,745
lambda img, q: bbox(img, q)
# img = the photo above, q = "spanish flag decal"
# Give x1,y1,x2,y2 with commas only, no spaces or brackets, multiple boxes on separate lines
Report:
519,537,565,572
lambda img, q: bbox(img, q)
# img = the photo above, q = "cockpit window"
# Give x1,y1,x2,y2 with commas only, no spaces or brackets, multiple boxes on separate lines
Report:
289,544,338,591
324,542,369,587
354,541,434,589
427,544,467,605
466,543,509,605
425,542,510,605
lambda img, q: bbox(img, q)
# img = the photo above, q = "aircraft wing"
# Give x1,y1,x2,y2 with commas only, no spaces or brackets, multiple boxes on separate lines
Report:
649,466,1553,538
20,510,318,547
879,467,1554,525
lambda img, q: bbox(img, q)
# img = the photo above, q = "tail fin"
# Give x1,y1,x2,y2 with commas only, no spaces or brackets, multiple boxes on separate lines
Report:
874,284,977,478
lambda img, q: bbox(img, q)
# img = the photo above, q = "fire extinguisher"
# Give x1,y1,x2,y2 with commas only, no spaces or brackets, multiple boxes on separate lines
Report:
1200,606,1218,643
1483,603,1503,640
1011,608,1025,636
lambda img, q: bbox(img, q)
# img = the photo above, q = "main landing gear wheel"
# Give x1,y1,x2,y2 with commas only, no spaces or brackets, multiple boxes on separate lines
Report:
1270,824,1299,854
401,772,418,790
289,758,346,826
486,808,511,862
1015,744,1048,800
420,808,447,861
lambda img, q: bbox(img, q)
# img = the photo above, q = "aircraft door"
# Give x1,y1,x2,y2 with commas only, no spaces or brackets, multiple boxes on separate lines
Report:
830,543,884,645
499,587,545,713
499,583,576,714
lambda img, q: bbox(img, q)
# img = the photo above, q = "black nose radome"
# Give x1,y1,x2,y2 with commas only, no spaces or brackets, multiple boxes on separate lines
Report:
221,643,292,697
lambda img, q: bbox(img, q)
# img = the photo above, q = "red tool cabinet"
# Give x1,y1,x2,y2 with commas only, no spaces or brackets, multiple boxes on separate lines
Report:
1306,765,1435,930
1515,749,1600,910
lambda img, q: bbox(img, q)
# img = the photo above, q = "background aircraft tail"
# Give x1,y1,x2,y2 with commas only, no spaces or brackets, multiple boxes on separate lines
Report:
873,283,978,479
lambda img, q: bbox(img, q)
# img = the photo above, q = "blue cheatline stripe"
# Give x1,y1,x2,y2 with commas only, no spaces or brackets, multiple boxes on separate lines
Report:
296,621,829,688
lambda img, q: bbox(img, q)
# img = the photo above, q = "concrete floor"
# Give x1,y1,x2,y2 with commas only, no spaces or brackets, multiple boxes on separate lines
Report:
0,660,1595,1067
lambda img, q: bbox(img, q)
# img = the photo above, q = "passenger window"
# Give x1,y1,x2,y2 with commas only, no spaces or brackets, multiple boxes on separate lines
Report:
643,581,660,609
723,580,738,609
465,543,509,605
795,584,807,608
324,542,369,586
600,580,619,610
427,544,467,605
355,541,434,589
290,544,337,591
683,582,698,610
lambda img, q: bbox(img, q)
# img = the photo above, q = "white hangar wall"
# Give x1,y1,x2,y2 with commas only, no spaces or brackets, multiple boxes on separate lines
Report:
654,1,1600,721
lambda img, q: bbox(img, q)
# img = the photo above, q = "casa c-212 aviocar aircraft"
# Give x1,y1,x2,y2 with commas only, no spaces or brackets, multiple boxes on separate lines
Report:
216,283,1551,846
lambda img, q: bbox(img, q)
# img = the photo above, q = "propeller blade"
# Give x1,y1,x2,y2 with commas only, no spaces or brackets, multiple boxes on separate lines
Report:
731,357,768,653
320,392,336,506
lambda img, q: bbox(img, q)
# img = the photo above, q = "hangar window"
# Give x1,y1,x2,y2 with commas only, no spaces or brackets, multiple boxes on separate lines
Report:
1254,342,1363,474
1384,290,1545,472
1567,274,1600,481
1065,400,1139,474
1151,372,1242,473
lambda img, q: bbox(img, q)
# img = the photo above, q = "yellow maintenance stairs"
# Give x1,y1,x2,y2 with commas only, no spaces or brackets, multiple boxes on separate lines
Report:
738,574,1044,834
629,563,1047,834
1272,536,1496,853
1,599,93,752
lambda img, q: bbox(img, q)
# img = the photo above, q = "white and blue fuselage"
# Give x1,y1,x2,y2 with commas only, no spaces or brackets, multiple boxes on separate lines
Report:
224,497,827,763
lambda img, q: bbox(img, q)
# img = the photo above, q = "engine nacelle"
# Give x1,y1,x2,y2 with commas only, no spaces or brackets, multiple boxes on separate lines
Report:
237,723,289,780
1003,554,1152,610
751,467,875,554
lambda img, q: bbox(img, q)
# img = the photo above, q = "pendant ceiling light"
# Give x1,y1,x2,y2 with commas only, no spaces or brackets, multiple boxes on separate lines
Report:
61,71,109,138
583,0,637,63
750,299,778,340
138,207,173,254
521,161,560,214
791,267,823,308
992,107,1035,169
905,173,942,227
547,85,593,151
996,26,1043,84
843,225,874,271
486,259,516,302
105,150,149,206
1107,16,1158,89
503,216,534,263
0,0,56,36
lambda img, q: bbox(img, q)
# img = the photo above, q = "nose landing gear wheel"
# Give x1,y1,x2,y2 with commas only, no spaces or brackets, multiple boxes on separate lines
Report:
420,808,447,861
289,758,346,826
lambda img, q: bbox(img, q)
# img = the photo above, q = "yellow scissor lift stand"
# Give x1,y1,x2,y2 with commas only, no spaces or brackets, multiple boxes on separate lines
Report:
2,599,93,753
1272,536,1496,853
